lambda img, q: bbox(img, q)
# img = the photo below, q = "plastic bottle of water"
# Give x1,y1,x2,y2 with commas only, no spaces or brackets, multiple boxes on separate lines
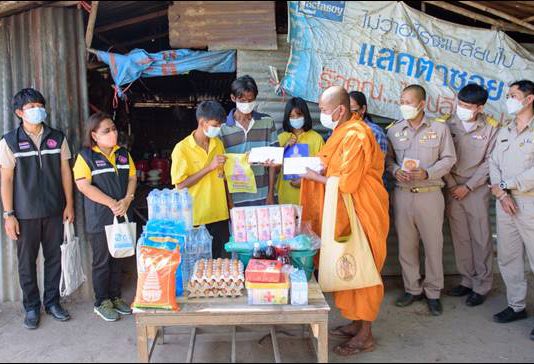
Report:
149,189,162,221
161,189,173,220
170,189,181,222
180,188,193,230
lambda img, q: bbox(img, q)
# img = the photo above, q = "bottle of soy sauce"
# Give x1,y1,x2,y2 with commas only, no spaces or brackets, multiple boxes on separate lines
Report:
252,242,264,259
265,241,277,260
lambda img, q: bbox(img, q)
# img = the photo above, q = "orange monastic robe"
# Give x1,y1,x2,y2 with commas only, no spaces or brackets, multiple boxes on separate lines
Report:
300,113,389,322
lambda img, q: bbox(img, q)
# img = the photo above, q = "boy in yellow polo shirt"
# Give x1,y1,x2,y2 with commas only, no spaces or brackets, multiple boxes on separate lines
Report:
171,101,230,258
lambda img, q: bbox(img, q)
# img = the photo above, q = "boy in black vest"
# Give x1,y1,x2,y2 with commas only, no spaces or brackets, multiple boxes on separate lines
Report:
0,88,75,329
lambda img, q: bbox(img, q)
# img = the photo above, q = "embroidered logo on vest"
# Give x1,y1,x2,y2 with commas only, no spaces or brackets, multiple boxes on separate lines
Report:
95,160,107,168
117,155,128,164
46,139,58,149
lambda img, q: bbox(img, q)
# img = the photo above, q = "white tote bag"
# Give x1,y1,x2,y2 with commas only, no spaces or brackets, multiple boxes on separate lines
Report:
318,177,382,292
60,222,86,297
105,216,137,258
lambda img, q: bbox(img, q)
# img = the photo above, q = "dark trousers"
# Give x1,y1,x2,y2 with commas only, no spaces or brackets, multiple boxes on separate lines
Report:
88,232,122,307
16,215,63,312
206,220,230,259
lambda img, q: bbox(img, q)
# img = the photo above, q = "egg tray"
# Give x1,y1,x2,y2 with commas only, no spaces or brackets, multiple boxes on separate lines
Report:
189,258,245,285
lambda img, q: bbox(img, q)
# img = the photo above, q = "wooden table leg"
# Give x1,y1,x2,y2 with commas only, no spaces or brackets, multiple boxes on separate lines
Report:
270,326,282,363
317,321,328,363
186,327,197,363
231,326,237,363
137,323,149,363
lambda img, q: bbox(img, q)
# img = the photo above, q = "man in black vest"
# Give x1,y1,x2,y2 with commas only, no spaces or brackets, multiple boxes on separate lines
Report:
0,88,75,329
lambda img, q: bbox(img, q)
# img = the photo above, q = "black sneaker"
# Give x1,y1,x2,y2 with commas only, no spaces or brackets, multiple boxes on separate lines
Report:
447,285,472,297
395,293,424,307
427,299,443,316
24,309,40,330
466,292,486,307
493,307,527,323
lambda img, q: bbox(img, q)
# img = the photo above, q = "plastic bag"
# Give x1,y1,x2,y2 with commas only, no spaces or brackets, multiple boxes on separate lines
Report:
133,245,181,311
59,223,86,297
224,154,257,194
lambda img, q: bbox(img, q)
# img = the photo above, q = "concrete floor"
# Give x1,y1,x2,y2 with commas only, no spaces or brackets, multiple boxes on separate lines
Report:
0,275,533,363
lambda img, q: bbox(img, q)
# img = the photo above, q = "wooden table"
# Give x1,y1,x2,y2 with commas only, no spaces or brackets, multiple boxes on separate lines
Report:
135,278,330,363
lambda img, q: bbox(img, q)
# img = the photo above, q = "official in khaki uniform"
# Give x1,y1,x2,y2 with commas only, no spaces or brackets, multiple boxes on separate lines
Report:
386,85,457,316
442,84,500,307
489,79,534,341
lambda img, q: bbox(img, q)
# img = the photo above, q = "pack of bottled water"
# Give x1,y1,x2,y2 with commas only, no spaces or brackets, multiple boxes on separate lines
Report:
144,188,212,296
147,188,193,231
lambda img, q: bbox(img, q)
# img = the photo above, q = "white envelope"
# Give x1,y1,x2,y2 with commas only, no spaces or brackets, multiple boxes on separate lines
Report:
284,157,323,176
248,147,284,165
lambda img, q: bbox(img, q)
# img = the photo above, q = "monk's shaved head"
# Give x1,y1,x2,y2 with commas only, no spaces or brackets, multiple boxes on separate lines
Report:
320,86,351,111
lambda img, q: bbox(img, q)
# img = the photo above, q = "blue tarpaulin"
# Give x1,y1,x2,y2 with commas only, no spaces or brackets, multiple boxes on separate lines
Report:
96,48,236,99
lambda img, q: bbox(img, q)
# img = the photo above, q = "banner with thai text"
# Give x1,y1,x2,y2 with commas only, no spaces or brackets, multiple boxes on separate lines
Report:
281,1,534,122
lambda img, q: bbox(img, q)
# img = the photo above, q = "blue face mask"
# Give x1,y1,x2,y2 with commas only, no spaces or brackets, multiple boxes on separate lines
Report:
23,107,47,125
203,126,221,138
289,117,305,130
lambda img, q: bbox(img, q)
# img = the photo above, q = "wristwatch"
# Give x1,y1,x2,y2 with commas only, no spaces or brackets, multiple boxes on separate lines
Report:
499,181,508,190
3,211,15,219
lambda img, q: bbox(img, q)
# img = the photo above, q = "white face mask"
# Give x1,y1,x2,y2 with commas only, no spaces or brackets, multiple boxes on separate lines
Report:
236,101,256,114
320,106,340,130
506,98,525,115
400,104,421,120
23,107,47,125
456,105,475,122
289,117,305,130
204,126,221,138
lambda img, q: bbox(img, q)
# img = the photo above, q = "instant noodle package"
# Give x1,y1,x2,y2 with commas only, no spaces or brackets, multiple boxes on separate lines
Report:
231,205,302,243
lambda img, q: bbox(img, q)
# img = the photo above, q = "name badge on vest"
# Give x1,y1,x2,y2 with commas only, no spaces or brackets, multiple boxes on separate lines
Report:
95,160,107,168
46,139,58,149
472,134,487,141
18,141,31,150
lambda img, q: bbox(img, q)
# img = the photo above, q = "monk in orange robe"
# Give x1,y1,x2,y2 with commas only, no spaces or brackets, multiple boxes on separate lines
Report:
301,86,389,356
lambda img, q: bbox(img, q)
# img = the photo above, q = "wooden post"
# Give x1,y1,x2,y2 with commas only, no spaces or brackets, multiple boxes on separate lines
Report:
85,1,100,49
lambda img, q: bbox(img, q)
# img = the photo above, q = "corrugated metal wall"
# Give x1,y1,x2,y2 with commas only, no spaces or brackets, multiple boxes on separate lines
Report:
169,1,277,50
0,7,92,303
237,35,500,277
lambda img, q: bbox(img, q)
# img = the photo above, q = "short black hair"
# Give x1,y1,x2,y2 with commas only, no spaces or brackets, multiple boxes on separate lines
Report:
402,84,427,102
231,75,258,99
510,80,534,96
196,100,226,124
458,84,489,106
12,88,46,113
282,97,313,133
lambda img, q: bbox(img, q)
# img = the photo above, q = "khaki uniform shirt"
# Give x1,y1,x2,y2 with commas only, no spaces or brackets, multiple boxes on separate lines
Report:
490,116,534,192
444,113,500,190
386,116,457,188
0,125,71,169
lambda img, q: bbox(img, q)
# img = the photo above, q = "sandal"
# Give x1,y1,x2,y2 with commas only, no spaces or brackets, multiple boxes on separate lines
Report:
333,339,375,357
329,324,360,338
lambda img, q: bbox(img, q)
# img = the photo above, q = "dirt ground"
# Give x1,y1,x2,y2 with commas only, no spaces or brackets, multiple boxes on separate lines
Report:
0,274,533,363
